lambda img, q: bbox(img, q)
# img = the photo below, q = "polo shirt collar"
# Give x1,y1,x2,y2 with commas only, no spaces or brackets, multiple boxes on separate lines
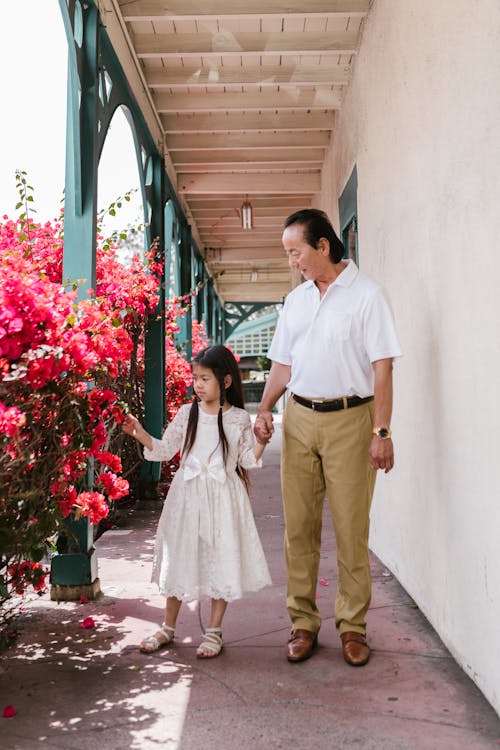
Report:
334,259,358,287
303,259,359,290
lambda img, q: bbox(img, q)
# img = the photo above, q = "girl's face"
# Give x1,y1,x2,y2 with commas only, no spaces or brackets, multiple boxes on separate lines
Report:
192,363,231,408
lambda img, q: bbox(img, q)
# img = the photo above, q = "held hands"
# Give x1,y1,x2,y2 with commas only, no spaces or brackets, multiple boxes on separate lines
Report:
254,411,274,445
369,435,394,473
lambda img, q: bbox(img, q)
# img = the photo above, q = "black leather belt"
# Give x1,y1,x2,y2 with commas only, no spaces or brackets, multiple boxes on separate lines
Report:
292,393,374,412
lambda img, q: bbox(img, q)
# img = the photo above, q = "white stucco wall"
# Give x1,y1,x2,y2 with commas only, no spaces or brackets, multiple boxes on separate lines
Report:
319,0,500,714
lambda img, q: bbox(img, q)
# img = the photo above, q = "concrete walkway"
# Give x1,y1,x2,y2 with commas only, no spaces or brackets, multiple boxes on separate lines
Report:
1,420,500,749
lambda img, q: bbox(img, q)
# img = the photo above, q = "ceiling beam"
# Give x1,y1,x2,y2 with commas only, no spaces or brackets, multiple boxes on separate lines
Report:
171,147,326,164
155,89,342,112
146,63,350,89
192,207,291,218
196,216,291,226
162,111,334,133
187,195,311,208
120,1,371,21
166,131,330,150
179,160,323,173
204,247,285,262
134,31,359,58
178,172,320,194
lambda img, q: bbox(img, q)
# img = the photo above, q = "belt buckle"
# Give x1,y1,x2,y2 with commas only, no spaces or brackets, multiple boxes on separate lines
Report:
311,399,323,411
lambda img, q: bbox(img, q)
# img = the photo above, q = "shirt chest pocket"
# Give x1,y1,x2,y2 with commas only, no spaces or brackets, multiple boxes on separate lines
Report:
326,312,352,342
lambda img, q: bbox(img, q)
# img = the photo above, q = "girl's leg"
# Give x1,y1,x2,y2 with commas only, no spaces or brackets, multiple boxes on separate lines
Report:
140,596,182,653
165,596,182,629
197,598,227,658
208,598,227,629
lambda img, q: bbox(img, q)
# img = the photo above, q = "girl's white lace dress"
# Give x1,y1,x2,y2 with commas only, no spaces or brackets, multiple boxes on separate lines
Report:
144,403,272,602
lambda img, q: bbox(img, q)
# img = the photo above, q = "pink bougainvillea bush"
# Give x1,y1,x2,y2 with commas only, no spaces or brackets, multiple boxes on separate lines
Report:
0,205,208,616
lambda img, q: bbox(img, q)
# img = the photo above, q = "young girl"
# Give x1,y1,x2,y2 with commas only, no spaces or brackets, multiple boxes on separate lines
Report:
122,345,271,658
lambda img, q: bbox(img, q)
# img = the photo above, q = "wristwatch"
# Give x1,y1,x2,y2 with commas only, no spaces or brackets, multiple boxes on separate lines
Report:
373,426,392,439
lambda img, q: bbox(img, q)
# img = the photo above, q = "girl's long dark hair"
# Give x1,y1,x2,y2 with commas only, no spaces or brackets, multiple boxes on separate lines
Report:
181,345,250,489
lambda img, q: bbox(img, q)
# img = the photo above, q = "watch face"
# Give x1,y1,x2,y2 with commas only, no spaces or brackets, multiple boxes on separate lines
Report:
378,428,389,438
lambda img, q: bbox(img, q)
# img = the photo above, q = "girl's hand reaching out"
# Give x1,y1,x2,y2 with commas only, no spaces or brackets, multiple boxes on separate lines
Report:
122,414,153,451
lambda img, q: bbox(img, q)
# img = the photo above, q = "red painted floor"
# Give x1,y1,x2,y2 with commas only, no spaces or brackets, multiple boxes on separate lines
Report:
1,420,499,749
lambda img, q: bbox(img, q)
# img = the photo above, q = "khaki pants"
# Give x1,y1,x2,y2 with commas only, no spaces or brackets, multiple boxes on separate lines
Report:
281,396,376,636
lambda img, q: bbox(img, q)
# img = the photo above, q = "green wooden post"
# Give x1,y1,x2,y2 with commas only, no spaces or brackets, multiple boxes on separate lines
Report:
52,0,101,601
140,155,166,498
202,277,210,337
174,224,193,360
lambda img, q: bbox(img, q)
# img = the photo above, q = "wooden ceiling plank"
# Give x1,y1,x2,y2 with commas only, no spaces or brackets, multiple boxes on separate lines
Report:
146,63,350,88
134,31,359,57
179,161,323,173
166,131,330,150
178,172,320,193
163,112,334,134
192,207,291,218
187,195,311,206
203,247,286,262
172,146,325,162
155,89,342,111
120,1,371,21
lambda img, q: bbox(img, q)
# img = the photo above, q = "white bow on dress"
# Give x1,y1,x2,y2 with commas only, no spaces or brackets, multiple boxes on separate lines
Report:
182,454,226,545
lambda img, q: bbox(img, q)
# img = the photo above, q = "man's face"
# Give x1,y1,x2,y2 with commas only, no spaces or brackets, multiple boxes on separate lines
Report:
282,223,323,280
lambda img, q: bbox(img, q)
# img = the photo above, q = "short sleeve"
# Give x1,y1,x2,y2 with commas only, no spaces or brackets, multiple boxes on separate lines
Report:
362,287,402,363
143,404,188,462
237,411,263,470
267,298,293,366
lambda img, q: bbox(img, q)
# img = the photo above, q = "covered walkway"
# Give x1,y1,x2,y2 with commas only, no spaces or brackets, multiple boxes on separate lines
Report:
1,421,499,749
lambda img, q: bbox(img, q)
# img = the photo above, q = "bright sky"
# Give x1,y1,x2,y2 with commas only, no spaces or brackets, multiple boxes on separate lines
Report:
0,1,142,233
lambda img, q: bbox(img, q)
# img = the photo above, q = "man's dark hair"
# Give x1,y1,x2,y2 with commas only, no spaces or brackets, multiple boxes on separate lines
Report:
284,209,346,263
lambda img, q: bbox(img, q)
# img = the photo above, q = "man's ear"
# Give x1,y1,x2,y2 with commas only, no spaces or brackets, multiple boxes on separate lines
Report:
224,374,232,390
318,237,330,256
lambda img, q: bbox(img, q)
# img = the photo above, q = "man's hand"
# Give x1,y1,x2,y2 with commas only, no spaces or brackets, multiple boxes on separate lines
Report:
254,410,274,444
369,435,394,473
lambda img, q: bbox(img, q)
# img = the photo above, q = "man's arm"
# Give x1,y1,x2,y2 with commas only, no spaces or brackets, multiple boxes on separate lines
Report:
254,362,291,442
369,358,394,473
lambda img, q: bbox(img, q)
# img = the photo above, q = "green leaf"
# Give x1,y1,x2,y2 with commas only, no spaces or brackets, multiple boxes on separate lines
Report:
15,202,23,209
31,547,45,563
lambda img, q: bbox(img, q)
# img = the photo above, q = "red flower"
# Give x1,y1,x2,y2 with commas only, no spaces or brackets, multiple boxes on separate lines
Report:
80,617,95,629
75,491,109,525
2,705,16,718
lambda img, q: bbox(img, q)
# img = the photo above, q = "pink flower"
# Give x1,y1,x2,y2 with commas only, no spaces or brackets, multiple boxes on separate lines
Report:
96,451,122,473
97,472,129,500
319,577,329,586
75,491,108,524
2,705,16,718
80,617,95,629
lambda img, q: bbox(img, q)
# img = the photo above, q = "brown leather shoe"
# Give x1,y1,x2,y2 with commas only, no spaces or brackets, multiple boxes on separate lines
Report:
286,629,318,662
340,631,370,666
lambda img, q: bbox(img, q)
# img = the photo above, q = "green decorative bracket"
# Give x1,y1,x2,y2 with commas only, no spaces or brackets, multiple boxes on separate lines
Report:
224,302,276,340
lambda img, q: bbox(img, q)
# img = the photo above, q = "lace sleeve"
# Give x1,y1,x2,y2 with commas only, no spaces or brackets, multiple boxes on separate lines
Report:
237,410,263,470
143,404,188,462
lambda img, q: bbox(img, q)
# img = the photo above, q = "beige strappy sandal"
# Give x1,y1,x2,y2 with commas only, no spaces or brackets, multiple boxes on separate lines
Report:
196,628,223,658
139,622,175,653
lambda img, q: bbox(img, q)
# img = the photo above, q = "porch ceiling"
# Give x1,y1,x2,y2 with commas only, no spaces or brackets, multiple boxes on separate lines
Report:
102,0,371,304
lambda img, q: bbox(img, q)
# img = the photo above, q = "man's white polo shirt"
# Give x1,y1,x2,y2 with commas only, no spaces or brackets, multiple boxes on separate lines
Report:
268,260,402,399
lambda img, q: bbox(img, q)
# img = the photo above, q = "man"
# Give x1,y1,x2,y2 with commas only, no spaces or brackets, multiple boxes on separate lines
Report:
255,209,401,666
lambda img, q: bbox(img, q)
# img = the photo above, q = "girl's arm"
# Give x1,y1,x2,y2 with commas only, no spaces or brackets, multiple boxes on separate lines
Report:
122,414,153,451
238,412,267,469
253,438,267,462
